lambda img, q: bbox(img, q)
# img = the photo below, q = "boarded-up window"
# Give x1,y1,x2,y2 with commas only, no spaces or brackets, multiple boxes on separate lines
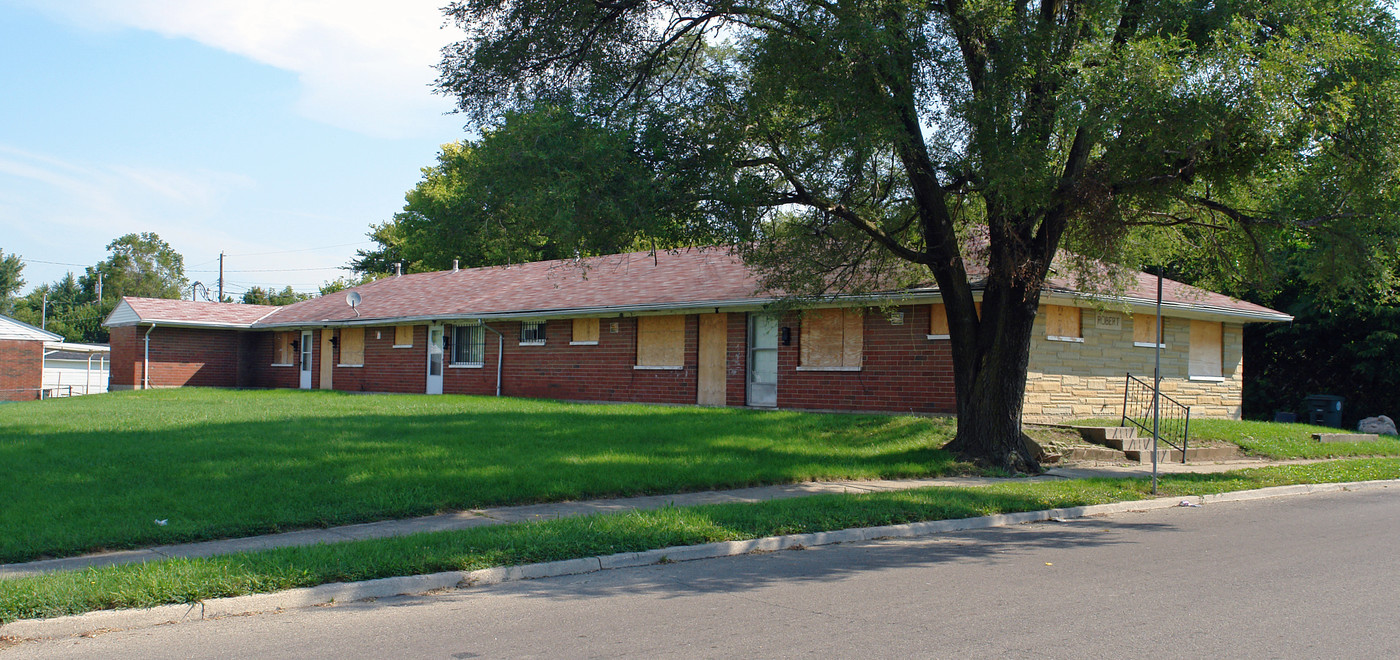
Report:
929,303,980,338
273,332,295,364
637,315,685,367
1133,314,1162,346
394,325,413,347
339,328,365,366
572,318,599,344
801,308,863,368
930,304,949,337
1045,305,1082,339
1189,320,1223,378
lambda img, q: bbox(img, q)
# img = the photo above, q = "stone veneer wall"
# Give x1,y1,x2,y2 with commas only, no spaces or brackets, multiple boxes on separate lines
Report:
1022,308,1244,422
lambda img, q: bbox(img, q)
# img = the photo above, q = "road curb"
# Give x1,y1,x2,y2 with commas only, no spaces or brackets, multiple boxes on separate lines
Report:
4,478,1395,640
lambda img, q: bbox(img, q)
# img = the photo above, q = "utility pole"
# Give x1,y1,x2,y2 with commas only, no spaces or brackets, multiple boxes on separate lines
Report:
218,252,225,302
41,293,48,329
96,272,103,301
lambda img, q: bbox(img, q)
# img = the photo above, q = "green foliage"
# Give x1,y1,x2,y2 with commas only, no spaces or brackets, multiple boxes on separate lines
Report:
355,103,722,274
435,1,1400,467
0,248,22,315
317,273,378,296
83,232,187,303
240,286,312,306
1243,292,1400,426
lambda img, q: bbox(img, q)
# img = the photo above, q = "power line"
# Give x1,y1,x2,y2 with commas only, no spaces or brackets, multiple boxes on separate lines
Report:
221,241,375,258
187,266,349,273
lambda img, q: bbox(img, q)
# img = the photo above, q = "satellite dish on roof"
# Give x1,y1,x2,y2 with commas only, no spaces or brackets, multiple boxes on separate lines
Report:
346,291,362,317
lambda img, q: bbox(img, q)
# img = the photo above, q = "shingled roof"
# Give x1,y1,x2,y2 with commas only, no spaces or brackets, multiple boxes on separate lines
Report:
103,247,1291,329
105,297,282,328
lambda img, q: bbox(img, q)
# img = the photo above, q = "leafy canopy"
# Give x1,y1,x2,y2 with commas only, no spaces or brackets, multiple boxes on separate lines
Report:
355,103,724,274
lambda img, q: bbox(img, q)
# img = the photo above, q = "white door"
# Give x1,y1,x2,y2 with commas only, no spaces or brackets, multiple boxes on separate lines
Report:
426,325,444,394
298,330,313,389
747,314,778,407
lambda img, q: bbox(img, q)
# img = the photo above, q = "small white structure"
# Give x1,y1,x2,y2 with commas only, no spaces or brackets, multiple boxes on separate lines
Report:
42,342,110,396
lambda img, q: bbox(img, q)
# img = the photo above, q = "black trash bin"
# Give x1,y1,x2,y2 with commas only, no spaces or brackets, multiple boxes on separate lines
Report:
1304,395,1345,428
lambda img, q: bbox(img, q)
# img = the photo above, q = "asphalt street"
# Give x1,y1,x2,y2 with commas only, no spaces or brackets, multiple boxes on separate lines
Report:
9,488,1400,659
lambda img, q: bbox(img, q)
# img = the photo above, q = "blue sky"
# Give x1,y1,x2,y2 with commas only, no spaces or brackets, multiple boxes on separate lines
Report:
0,1,467,297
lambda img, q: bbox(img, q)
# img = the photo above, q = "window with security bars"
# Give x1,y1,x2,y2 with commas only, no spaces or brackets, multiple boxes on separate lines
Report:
520,321,546,345
451,325,485,365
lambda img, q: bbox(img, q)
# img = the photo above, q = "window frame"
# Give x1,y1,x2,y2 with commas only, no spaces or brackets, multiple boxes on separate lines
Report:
570,318,600,346
520,320,547,346
634,315,685,369
1044,304,1084,343
393,325,414,348
798,307,863,371
337,327,365,367
450,325,486,367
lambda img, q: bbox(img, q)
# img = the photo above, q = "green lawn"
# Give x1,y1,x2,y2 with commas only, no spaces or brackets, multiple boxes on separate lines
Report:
4,458,1396,624
1070,417,1400,459
0,388,958,564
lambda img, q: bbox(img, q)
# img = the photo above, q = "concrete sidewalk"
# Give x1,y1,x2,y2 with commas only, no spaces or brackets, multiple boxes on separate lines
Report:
0,458,1296,579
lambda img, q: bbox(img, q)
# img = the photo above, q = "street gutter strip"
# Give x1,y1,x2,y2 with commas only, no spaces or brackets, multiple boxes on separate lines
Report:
3,478,1394,642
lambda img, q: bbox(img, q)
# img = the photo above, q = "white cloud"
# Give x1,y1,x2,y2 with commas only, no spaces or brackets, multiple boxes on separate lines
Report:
23,0,464,138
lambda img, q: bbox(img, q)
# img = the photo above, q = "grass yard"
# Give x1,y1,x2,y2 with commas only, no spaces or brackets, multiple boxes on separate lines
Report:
4,458,1396,623
0,388,958,564
1071,417,1400,459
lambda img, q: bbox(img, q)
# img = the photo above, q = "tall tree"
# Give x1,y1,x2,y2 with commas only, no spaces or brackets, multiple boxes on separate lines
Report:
83,233,187,302
437,0,1400,471
0,249,23,316
355,103,722,274
241,286,312,306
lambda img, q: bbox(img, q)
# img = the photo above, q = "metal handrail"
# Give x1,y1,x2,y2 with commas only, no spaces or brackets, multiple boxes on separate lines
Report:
1121,372,1191,462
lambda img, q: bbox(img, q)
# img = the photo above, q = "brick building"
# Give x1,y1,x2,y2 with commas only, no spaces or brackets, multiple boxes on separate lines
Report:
0,314,63,401
102,248,1290,421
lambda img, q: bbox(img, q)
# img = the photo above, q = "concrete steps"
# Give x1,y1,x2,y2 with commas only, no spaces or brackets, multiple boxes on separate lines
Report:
1068,426,1238,464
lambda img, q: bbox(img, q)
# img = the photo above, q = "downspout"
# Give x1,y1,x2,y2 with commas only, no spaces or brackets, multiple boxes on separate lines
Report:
143,324,156,390
480,322,504,397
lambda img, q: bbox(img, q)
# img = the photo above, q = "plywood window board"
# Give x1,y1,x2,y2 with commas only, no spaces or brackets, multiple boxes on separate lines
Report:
572,318,600,344
1045,305,1082,340
1133,313,1163,346
339,328,365,366
1189,320,1223,379
637,315,685,367
273,332,295,364
394,325,414,348
801,308,862,369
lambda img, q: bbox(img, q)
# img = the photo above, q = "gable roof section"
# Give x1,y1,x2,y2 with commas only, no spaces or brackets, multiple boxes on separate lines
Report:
1041,271,1291,322
0,314,63,342
256,249,765,327
104,297,283,329
100,248,1291,329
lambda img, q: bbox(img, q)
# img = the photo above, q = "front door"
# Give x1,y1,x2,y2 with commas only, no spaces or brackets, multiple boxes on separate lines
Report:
298,330,313,389
746,314,778,407
426,325,444,394
319,330,334,390
697,313,727,405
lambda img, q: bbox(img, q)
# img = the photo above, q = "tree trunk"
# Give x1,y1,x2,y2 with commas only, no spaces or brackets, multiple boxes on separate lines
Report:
941,267,1044,474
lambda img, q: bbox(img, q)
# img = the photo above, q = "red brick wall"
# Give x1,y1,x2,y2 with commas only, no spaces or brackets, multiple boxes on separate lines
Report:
776,305,956,414
441,318,697,404
109,325,140,390
0,339,43,401
107,306,959,415
107,325,245,389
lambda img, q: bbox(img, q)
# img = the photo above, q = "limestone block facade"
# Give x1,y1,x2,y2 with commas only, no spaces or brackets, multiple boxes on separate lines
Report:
1022,308,1244,423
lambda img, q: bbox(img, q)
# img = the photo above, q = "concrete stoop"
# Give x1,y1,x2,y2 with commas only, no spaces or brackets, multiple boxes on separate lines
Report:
1069,426,1238,464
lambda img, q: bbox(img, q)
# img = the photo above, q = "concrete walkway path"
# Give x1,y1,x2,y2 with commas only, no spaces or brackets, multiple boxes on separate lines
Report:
0,458,1303,579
